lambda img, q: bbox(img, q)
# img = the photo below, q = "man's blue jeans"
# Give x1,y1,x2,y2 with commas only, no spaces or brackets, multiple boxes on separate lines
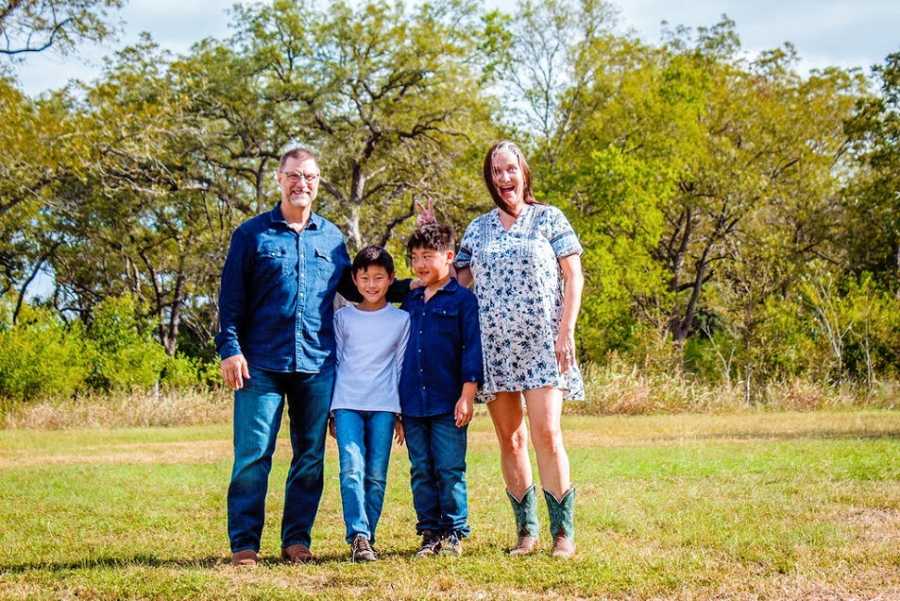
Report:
403,412,470,538
227,364,334,553
333,409,396,544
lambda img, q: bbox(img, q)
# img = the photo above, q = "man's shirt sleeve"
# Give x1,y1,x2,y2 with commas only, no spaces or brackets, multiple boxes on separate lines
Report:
215,228,249,360
460,293,483,384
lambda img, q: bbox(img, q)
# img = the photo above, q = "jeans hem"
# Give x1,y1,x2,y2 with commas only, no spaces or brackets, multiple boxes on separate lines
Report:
230,544,259,554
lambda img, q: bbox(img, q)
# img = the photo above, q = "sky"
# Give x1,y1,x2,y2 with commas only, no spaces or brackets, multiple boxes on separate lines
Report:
11,0,900,96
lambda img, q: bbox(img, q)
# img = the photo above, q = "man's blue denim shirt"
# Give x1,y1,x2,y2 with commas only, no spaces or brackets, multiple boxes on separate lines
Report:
215,204,407,373
399,278,483,417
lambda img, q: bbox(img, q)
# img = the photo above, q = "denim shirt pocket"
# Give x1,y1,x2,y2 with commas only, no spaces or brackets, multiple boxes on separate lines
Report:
314,247,336,279
432,306,459,338
256,244,291,276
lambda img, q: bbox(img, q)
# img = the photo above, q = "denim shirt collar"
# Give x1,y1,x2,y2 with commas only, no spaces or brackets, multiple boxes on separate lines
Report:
409,277,459,301
268,202,322,230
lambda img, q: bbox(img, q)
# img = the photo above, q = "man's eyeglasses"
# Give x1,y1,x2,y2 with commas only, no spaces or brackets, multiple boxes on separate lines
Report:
281,172,319,185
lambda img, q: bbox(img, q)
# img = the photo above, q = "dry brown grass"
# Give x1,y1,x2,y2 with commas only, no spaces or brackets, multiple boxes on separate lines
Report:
1,362,897,430
573,361,899,416
2,388,232,429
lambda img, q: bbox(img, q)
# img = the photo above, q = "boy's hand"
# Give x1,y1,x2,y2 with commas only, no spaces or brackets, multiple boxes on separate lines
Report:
328,415,336,439
394,418,405,446
415,197,437,227
454,395,474,428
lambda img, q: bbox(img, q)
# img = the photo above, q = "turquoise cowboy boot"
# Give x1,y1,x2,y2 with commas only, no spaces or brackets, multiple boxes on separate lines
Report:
543,488,575,558
506,484,540,555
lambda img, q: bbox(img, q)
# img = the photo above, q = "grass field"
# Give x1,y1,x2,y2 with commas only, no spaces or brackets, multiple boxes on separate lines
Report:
0,411,898,600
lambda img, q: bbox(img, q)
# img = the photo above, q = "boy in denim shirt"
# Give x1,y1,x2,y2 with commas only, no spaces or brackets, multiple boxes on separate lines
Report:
400,223,483,557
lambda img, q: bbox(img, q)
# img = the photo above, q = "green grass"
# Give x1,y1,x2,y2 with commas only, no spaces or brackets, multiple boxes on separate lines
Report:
1,411,898,600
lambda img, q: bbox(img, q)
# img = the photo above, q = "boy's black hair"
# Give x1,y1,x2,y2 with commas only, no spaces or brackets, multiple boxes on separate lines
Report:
352,245,395,276
406,223,455,254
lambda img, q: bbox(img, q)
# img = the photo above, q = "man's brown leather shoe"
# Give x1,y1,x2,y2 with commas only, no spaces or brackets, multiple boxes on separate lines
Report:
231,549,259,567
281,544,314,563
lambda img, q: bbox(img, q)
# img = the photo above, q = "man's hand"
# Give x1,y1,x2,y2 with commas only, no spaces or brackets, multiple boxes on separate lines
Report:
328,415,336,439
220,354,250,390
454,395,474,428
394,418,405,446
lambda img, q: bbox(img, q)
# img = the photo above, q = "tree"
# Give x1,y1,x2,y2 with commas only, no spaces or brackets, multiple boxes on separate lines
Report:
842,51,900,293
0,0,122,59
178,0,500,251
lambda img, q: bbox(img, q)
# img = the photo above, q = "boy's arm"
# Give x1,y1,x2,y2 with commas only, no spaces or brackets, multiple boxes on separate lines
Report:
333,310,345,367
454,382,477,427
459,293,484,386
386,277,412,303
455,294,482,427
395,314,411,382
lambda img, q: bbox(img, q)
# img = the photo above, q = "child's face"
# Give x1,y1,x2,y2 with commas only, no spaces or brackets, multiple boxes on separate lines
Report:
352,265,394,305
410,246,454,286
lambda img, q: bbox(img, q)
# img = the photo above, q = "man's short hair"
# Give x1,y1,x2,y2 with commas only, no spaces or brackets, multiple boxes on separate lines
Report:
278,147,318,171
352,245,395,276
407,223,455,254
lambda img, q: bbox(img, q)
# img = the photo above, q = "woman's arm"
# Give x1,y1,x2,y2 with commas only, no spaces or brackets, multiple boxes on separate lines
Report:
555,254,584,373
455,266,474,288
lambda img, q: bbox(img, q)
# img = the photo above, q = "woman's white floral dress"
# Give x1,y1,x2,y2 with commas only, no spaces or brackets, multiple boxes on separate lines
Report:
455,203,584,401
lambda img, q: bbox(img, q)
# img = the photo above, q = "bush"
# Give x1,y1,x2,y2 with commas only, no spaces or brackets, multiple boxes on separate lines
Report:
0,303,92,402
86,295,169,391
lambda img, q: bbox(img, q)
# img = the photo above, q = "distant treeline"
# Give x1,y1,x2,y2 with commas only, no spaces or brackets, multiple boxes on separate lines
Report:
1,1,897,403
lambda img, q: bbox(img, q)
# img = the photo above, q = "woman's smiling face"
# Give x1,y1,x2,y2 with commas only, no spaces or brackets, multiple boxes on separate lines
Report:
490,149,524,211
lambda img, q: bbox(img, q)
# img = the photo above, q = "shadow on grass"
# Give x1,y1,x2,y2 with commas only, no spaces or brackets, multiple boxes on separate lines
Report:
0,548,423,574
1,555,226,574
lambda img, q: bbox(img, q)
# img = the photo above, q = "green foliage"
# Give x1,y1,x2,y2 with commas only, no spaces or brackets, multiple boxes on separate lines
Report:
0,302,92,402
0,1,898,400
85,295,169,391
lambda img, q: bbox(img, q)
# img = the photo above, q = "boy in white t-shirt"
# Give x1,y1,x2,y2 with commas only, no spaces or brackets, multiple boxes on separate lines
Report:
330,245,410,562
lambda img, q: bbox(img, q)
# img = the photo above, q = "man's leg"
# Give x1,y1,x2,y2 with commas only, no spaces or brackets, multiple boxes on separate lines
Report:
227,366,285,553
363,411,397,544
334,409,370,543
431,412,470,538
281,364,334,550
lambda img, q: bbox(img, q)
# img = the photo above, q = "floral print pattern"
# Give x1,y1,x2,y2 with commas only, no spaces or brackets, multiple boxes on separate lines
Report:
455,203,584,401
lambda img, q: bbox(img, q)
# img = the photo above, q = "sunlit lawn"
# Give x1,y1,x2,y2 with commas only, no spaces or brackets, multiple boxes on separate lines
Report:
0,411,898,600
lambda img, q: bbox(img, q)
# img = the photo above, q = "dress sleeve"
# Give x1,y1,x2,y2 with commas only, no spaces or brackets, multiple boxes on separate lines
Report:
543,206,583,258
454,218,479,269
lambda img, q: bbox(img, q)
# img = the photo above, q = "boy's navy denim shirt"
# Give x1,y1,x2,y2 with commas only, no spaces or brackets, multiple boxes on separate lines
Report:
215,203,408,373
399,278,483,417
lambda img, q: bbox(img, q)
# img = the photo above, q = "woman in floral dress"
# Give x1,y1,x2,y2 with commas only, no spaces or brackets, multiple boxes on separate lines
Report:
454,141,584,558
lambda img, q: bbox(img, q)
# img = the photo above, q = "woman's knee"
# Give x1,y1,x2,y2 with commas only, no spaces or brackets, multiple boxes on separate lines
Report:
530,424,565,456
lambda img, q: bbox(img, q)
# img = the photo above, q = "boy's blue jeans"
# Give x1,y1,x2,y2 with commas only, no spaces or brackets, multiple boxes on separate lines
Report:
403,412,470,538
333,409,396,544
227,364,334,553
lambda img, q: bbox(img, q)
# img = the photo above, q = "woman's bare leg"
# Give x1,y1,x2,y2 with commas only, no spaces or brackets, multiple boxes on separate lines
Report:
524,387,570,499
487,391,532,498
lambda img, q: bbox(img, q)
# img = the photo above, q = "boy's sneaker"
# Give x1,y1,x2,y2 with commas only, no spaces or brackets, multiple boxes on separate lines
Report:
414,531,442,558
439,533,462,557
350,534,376,562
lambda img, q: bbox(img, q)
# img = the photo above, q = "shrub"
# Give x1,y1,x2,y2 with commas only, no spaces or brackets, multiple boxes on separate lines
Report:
0,303,92,402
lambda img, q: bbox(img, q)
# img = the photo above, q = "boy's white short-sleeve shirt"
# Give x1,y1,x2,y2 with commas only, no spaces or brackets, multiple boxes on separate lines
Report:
331,304,410,413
